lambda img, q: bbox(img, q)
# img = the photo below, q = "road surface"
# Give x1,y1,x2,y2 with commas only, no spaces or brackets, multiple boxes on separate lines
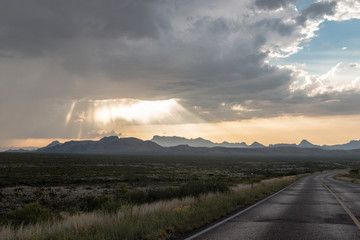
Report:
187,171,360,240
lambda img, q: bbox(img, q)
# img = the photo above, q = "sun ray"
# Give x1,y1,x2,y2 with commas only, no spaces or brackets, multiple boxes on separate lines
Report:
65,100,77,126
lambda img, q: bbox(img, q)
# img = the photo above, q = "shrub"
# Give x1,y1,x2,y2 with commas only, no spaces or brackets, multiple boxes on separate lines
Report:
178,180,229,198
350,168,360,176
0,191,5,200
127,189,147,204
7,202,52,226
147,187,177,202
0,176,300,239
114,182,128,200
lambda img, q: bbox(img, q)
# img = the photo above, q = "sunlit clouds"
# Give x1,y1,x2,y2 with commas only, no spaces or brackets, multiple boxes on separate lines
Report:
290,62,360,96
93,99,180,124
326,0,360,21
1,0,360,148
63,98,203,139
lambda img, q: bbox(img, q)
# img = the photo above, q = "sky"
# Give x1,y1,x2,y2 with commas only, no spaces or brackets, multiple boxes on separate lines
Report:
1,0,360,149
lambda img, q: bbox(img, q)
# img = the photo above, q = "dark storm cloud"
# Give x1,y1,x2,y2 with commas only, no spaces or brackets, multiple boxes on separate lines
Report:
1,0,360,141
255,0,297,10
0,0,169,57
296,1,337,26
254,18,296,37
276,91,360,118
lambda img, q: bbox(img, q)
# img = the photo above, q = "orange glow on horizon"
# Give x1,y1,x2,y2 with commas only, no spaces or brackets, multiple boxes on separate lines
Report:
3,114,360,148
117,114,360,146
1,138,88,148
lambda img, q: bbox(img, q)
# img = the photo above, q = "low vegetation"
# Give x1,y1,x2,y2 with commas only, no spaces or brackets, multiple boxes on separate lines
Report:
334,168,360,184
0,176,300,240
7,203,52,227
0,152,358,239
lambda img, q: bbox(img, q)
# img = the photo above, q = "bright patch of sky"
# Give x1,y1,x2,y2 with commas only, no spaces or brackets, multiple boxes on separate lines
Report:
271,18,360,75
296,0,316,11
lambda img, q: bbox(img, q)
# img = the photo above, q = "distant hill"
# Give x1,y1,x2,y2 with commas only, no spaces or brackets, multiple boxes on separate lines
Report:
29,136,360,156
5,148,35,153
249,142,266,148
151,135,253,148
151,136,218,147
46,140,62,148
37,136,163,154
162,144,360,157
269,140,320,148
323,140,360,150
4,147,37,152
269,143,297,148
298,139,320,148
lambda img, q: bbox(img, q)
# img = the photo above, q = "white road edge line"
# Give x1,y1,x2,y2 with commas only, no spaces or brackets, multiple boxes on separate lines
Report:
322,183,360,230
184,178,302,240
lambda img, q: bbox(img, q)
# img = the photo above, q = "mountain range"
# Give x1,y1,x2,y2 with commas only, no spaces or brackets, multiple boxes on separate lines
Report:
4,136,360,155
151,135,263,148
151,136,360,150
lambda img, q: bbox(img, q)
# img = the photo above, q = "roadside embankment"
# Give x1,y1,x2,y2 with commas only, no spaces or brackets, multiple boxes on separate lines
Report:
334,169,360,184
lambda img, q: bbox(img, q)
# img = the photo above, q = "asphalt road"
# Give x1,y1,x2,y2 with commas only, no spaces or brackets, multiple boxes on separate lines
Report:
187,171,360,240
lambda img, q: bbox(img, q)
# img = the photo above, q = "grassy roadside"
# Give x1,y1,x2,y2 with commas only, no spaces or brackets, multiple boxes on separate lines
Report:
0,175,303,240
334,169,360,184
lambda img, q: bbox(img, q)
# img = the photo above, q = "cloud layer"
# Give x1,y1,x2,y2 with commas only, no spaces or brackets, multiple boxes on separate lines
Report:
1,0,360,141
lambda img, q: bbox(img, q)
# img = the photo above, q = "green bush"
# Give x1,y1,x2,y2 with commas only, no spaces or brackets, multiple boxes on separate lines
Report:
127,189,147,203
78,195,121,212
7,202,52,226
178,179,229,198
147,187,178,202
349,168,360,177
114,182,128,200
126,180,230,204
81,196,110,212
0,191,5,200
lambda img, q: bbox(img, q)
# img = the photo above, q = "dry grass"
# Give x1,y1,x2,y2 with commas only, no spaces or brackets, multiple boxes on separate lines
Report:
334,169,360,184
334,175,360,184
0,197,197,240
0,176,300,240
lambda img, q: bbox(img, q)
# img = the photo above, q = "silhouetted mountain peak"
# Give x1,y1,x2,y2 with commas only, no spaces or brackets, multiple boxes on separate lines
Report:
45,140,62,148
99,136,120,143
300,139,310,144
298,139,319,148
249,141,265,148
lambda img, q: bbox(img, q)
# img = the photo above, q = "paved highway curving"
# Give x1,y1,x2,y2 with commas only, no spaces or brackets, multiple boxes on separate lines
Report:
187,171,360,240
